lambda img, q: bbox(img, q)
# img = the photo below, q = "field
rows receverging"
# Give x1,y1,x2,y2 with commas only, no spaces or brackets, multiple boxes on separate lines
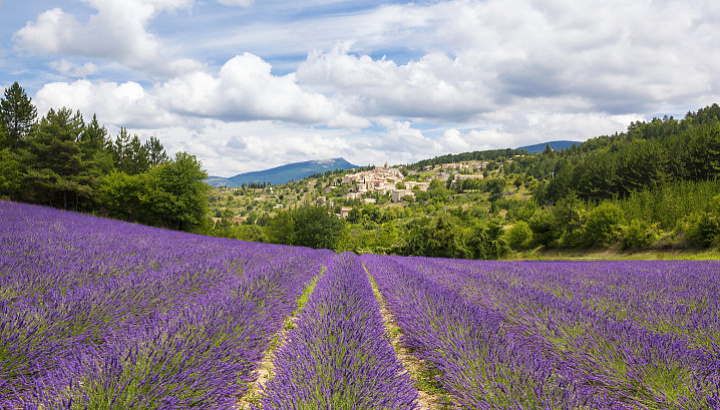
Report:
2,200,720,409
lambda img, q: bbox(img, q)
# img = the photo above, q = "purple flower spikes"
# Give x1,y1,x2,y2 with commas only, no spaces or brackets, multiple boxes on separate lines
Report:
255,252,418,409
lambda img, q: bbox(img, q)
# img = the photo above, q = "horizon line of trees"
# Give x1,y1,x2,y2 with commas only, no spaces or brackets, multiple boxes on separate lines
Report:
5,78,719,256
213,103,720,256
0,82,209,232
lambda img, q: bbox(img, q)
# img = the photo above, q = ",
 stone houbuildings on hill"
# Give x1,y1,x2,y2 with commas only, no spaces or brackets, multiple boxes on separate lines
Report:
342,163,404,194
341,164,422,204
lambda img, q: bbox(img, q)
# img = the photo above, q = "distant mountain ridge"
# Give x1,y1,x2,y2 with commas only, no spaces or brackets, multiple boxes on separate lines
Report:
206,141,579,188
516,140,581,153
206,158,360,187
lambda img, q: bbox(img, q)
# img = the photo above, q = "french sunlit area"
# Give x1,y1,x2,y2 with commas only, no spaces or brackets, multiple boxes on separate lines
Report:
1,0,720,408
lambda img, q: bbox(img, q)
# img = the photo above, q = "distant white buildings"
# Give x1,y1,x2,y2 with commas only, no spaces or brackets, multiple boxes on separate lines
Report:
342,164,404,194
454,174,484,182
404,181,430,191
341,164,424,203
391,189,414,203
339,161,491,204
339,207,353,219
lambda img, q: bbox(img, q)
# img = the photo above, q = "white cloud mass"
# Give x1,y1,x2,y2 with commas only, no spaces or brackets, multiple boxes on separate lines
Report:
159,53,367,126
49,60,99,77
216,0,254,7
8,0,720,175
13,0,200,74
35,79,175,128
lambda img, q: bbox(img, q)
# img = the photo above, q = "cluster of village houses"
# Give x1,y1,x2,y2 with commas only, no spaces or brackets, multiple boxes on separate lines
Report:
216,161,495,222
317,162,487,218
214,161,496,223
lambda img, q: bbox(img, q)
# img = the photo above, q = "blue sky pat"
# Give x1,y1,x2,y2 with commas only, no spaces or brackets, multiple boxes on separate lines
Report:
2,0,719,175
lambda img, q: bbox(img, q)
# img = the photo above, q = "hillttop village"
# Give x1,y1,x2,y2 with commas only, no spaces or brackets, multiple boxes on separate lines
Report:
211,158,501,223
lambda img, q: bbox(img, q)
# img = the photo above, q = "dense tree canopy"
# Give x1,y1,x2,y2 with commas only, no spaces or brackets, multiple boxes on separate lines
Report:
0,82,209,233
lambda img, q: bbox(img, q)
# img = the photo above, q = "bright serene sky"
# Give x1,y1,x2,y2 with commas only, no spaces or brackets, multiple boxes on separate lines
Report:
1,0,719,176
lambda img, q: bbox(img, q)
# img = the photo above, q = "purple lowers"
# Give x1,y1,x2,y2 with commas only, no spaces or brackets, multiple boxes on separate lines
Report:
4,200,720,409
0,201,330,409
362,254,720,409
254,252,418,409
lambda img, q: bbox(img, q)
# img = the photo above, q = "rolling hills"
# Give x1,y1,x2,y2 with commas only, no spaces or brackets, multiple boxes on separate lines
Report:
206,158,360,187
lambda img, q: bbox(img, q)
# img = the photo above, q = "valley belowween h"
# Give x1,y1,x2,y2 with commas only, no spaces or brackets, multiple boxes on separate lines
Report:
2,200,719,409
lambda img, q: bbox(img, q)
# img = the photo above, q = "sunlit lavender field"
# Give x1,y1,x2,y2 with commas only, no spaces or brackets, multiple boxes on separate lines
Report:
2,200,719,409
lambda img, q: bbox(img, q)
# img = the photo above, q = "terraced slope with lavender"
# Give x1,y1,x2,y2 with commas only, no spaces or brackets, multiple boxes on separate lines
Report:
2,200,719,409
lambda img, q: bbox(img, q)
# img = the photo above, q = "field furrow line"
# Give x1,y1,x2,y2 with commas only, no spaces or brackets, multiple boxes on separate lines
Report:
365,267,449,410
237,270,324,409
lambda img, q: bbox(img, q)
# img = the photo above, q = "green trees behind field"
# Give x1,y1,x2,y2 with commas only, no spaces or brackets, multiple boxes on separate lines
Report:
212,101,720,257
265,205,346,250
527,107,720,205
0,82,208,233
5,79,719,256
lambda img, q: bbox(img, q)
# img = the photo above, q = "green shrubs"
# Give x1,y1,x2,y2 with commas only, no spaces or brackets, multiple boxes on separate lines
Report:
621,219,657,250
506,221,533,250
683,212,719,248
583,202,625,248
528,210,558,247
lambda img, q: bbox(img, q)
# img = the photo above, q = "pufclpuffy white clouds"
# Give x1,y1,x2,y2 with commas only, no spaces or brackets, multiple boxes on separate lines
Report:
13,0,200,74
160,53,335,123
298,42,493,121
216,0,254,7
49,60,98,77
296,0,720,122
159,53,369,126
34,53,370,132
35,79,176,128
10,0,720,175
436,0,720,112
374,119,441,155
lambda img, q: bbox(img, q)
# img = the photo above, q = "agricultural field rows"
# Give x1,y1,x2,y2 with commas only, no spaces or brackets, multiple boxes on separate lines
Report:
2,200,719,409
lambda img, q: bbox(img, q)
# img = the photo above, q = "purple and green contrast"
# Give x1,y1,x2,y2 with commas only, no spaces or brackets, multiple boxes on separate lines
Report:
253,252,418,409
361,254,720,409
0,201,332,409
2,200,720,409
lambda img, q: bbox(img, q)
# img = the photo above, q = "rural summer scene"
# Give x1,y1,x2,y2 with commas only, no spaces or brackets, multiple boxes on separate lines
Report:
1,0,720,408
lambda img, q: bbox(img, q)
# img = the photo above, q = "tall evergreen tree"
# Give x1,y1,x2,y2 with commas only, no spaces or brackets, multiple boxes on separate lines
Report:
144,136,168,167
79,114,109,154
112,127,132,172
23,108,87,209
0,82,37,150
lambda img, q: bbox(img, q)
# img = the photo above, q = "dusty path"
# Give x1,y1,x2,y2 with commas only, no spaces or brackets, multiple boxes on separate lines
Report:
236,274,321,409
365,269,450,410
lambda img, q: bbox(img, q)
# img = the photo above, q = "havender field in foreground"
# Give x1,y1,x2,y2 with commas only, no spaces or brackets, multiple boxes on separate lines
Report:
1,200,719,409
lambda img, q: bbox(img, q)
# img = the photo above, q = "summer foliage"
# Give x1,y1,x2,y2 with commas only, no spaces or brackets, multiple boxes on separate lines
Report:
205,103,720,257
3,201,720,408
3,80,720,257
0,82,208,232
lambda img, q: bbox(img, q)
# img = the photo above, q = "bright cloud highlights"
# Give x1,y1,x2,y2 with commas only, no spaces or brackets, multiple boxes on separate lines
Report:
298,42,494,121
49,60,98,77
216,0,254,7
14,0,200,74
35,80,175,129
159,53,367,126
5,0,720,176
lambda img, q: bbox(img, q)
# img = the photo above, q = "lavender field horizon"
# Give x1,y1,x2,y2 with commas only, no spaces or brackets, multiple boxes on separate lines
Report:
2,200,719,409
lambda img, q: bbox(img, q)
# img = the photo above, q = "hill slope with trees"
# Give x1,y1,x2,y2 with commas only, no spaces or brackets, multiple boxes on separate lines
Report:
3,80,719,257
205,104,720,257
